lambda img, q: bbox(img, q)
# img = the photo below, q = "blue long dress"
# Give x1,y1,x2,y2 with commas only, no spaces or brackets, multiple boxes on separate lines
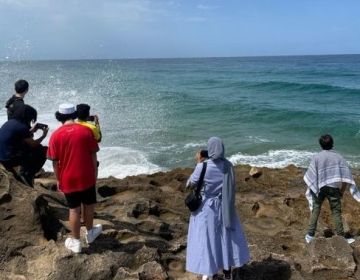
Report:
186,159,250,276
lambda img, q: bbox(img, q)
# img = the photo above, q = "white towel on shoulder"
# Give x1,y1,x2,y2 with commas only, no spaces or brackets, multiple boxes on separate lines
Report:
303,150,360,210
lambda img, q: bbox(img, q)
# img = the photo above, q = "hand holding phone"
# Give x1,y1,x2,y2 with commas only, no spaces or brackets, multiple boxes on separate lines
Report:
35,123,48,130
196,150,208,163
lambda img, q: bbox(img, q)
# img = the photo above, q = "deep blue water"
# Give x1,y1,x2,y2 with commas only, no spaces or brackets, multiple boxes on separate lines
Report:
0,55,359,178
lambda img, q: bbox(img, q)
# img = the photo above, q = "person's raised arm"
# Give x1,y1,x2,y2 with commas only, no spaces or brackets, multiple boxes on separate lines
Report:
24,126,49,147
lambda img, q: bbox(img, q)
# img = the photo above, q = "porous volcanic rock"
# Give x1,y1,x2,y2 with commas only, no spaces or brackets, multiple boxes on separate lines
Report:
1,164,360,280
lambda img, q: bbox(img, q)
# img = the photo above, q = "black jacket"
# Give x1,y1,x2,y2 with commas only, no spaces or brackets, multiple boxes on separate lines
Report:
5,95,24,120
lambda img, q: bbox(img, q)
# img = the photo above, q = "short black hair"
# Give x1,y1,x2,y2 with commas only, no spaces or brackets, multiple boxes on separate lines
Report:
319,134,334,150
200,150,209,158
55,111,78,124
15,80,29,94
13,104,37,127
76,104,90,121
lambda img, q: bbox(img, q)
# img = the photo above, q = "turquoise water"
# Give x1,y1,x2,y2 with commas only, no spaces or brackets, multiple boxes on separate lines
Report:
0,55,360,178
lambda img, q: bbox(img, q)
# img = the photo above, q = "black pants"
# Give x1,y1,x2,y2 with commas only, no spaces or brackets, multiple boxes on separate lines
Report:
1,145,47,187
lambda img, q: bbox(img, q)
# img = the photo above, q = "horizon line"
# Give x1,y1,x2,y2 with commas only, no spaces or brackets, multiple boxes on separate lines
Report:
1,53,359,63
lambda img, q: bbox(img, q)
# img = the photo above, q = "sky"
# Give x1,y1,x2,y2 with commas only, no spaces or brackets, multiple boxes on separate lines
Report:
0,0,359,60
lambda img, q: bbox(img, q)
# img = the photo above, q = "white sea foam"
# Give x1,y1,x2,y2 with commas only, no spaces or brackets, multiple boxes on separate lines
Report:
157,144,177,151
96,147,163,178
245,135,273,143
0,112,7,124
184,142,206,149
344,154,360,169
44,146,163,179
229,149,315,168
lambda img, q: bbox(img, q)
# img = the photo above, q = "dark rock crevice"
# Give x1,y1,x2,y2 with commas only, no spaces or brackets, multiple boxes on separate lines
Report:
34,195,65,241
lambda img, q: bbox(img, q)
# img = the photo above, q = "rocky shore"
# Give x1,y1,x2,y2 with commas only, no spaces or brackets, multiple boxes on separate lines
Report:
1,164,360,280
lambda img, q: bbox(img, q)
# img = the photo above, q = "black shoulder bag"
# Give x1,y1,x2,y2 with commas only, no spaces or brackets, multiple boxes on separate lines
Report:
185,162,207,212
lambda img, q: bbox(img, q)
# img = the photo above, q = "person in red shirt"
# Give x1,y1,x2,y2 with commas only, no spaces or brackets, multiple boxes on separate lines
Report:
47,103,102,253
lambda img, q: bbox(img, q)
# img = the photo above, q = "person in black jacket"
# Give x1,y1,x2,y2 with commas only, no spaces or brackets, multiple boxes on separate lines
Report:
5,79,29,120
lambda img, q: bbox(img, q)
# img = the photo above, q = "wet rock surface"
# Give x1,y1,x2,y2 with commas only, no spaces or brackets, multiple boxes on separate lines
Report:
1,164,360,279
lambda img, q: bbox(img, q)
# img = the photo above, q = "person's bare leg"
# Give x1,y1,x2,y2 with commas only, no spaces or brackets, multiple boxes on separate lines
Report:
83,203,95,231
69,207,81,239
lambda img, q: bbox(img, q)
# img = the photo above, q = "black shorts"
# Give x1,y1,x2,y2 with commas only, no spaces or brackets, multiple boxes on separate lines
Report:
64,186,97,209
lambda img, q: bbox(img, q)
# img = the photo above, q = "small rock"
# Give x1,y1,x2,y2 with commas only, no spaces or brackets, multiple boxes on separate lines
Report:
114,267,138,280
134,245,160,266
138,261,168,280
249,167,262,178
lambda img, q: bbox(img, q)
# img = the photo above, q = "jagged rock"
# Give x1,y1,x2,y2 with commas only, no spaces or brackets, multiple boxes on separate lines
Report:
133,245,160,266
129,202,149,218
1,165,360,279
138,261,167,280
114,267,138,280
0,165,11,205
308,236,355,278
34,178,57,191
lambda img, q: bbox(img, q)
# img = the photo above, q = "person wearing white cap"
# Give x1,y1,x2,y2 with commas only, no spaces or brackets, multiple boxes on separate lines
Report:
47,103,102,253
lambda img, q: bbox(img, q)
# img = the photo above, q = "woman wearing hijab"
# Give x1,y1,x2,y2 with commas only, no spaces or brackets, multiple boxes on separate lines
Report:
186,137,250,280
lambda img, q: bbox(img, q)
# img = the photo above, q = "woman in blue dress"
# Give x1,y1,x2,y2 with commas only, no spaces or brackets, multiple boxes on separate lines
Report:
186,137,250,280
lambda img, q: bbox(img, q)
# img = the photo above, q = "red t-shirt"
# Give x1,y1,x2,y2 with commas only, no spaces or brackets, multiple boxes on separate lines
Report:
47,123,99,194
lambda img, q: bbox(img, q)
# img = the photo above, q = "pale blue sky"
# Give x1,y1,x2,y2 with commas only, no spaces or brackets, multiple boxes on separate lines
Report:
0,0,359,60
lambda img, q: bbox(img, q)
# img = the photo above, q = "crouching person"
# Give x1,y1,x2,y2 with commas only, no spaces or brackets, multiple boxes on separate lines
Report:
0,104,48,187
47,103,102,253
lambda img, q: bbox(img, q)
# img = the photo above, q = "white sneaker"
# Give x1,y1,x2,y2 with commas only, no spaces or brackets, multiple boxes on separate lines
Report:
346,237,355,244
305,234,314,244
202,276,213,280
86,224,102,244
65,237,81,253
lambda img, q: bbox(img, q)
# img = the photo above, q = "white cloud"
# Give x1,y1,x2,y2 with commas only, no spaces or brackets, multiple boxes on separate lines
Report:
197,4,218,10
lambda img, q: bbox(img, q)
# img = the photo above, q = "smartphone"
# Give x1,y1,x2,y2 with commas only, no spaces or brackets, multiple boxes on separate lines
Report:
87,115,95,122
35,123,48,130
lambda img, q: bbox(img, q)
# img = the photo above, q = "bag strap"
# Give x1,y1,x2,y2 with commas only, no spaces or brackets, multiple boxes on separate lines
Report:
195,162,207,195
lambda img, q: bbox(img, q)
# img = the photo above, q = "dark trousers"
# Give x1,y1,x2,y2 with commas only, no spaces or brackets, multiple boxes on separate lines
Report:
307,186,344,237
1,145,47,187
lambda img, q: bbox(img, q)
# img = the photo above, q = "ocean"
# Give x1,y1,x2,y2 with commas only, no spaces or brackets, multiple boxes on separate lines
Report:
0,55,360,178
